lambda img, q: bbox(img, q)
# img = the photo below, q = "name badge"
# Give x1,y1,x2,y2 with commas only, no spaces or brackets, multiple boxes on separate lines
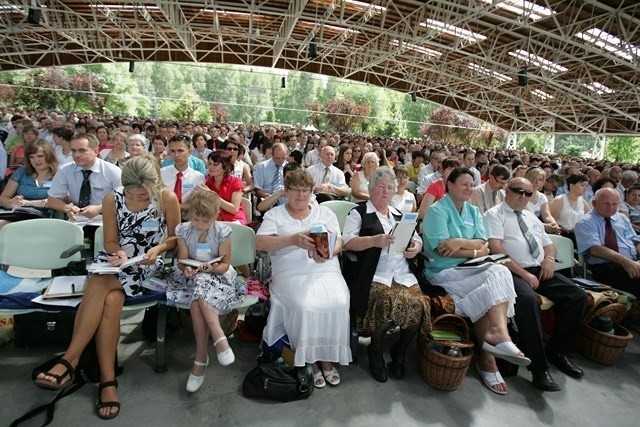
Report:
94,186,104,191
463,218,474,227
141,220,159,232
183,183,194,190
42,180,52,188
195,243,211,259
404,199,412,205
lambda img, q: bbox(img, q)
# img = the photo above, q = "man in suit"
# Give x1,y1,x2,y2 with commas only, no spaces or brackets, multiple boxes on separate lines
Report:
305,145,350,203
470,164,510,214
484,177,587,391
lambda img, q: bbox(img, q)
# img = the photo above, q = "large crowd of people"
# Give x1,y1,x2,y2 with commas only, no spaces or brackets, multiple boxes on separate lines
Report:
1,106,639,419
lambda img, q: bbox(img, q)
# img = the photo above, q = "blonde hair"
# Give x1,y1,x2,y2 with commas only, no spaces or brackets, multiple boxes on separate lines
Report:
120,154,165,214
524,167,546,190
189,190,220,220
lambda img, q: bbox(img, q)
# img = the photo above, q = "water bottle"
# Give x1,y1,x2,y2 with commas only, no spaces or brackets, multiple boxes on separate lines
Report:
445,347,462,357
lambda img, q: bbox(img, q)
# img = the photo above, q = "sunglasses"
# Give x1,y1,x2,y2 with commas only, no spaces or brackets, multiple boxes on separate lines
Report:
509,187,533,197
226,147,239,151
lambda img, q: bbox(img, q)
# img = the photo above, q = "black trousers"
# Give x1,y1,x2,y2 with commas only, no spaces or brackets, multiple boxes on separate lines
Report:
511,267,587,372
590,263,640,298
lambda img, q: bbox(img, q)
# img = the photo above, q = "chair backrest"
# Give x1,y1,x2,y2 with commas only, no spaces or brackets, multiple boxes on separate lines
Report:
406,181,417,195
94,225,105,258
0,219,84,270
241,197,253,223
321,200,357,233
221,222,256,267
548,234,575,272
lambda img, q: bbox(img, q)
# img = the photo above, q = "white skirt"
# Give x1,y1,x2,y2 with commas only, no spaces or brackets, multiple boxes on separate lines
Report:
429,264,516,322
263,271,352,367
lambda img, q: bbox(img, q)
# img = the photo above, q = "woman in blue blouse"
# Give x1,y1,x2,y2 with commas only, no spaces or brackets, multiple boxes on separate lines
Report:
0,141,57,226
423,167,529,395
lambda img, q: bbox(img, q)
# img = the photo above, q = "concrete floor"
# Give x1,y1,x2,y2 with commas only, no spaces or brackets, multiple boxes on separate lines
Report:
1,311,639,427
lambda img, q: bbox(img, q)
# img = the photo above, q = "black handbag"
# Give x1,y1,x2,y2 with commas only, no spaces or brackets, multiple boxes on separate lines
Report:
13,312,76,348
242,362,313,402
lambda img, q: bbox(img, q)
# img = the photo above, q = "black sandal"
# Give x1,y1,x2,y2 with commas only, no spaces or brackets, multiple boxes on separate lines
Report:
96,380,120,420
34,359,75,390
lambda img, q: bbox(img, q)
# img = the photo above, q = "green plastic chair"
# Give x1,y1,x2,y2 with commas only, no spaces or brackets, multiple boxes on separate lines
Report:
0,218,84,271
321,200,357,233
222,222,257,268
406,181,417,195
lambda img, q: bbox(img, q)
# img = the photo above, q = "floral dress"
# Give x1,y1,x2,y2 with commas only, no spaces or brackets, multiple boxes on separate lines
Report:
165,221,243,314
94,187,166,296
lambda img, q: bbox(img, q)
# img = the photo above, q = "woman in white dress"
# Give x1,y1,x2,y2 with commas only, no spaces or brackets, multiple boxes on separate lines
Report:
423,167,529,395
350,152,379,203
549,174,591,244
256,170,351,389
390,165,416,213
524,168,561,235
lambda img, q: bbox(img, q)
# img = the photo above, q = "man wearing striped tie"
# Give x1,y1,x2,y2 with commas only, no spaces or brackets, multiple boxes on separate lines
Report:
483,177,587,392
305,145,349,204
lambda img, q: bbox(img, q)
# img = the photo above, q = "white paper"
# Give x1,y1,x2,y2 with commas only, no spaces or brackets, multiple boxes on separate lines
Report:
43,276,86,298
88,254,146,274
388,213,418,253
32,294,82,307
70,214,103,227
178,256,224,268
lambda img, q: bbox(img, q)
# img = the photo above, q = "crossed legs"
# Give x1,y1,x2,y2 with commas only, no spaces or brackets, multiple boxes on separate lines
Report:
189,299,231,376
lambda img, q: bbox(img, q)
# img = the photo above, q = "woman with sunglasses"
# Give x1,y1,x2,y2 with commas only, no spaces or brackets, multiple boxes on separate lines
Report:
423,167,528,395
201,151,247,225
224,136,254,194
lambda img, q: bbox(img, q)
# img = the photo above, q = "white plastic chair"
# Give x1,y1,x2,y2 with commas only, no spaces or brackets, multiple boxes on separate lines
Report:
548,234,575,272
241,197,253,223
321,200,357,233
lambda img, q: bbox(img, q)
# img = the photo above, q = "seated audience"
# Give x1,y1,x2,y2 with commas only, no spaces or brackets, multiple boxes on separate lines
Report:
100,131,130,167
201,151,247,225
423,167,529,395
256,170,351,388
484,177,587,392
127,134,146,159
151,135,168,162
418,156,460,220
225,137,254,194
191,132,212,162
343,167,430,383
33,156,180,420
335,143,354,186
306,145,350,203
161,135,206,218
624,185,640,232
350,152,379,203
524,167,561,234
575,188,640,298
52,127,74,167
469,164,510,214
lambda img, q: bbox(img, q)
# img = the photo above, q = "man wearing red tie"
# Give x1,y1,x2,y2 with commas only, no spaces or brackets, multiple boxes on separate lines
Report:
161,135,205,219
575,187,640,298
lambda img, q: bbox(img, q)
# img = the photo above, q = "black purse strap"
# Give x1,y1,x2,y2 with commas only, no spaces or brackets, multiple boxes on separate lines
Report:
10,380,85,427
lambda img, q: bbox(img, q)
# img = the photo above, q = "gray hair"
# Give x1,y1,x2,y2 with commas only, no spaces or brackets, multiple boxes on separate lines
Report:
368,166,397,194
621,170,638,181
127,133,147,147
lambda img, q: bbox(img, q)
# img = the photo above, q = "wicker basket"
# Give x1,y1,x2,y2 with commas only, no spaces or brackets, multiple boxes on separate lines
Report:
417,314,474,391
577,301,633,365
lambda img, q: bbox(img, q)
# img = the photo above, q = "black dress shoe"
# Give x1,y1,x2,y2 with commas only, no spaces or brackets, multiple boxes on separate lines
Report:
367,345,388,383
531,370,561,392
547,352,584,379
387,344,405,379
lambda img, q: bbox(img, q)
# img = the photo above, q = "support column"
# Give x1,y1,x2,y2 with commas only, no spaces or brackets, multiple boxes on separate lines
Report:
506,132,517,150
543,133,555,154
591,134,606,160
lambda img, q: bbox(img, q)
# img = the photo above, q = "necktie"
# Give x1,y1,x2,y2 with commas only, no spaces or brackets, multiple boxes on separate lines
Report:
604,217,619,251
273,165,283,191
492,190,498,206
174,171,183,203
515,210,541,258
78,170,92,208
322,167,330,184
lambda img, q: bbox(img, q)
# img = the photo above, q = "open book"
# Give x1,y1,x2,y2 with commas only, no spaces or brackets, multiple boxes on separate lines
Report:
178,256,223,268
388,212,419,253
309,224,337,260
87,254,146,274
43,275,87,299
457,253,510,269
142,266,175,292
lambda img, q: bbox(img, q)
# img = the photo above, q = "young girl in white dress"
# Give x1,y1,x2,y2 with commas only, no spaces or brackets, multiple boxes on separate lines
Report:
165,190,243,393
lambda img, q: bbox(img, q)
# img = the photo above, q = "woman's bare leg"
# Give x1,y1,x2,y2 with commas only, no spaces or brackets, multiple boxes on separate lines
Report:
474,314,507,393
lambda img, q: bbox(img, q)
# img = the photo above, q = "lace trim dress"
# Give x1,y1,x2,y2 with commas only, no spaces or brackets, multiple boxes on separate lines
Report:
94,187,166,296
165,222,243,314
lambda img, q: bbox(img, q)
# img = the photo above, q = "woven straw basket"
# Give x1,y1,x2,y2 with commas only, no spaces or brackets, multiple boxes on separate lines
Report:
417,314,474,391
577,300,633,365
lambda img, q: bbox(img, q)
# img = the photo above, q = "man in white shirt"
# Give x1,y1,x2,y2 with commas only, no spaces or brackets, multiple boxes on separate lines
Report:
416,149,444,198
305,146,350,203
484,177,587,392
462,149,482,187
47,133,122,220
161,135,205,218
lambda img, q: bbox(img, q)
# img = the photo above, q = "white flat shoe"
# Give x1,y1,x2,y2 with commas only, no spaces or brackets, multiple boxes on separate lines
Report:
213,336,235,366
186,357,209,393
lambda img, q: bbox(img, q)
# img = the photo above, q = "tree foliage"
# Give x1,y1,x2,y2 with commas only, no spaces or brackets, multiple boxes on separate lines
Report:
324,98,370,132
606,136,640,163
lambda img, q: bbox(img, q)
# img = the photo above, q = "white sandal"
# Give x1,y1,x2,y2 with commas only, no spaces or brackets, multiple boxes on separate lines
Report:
186,357,209,393
213,336,235,366
313,369,326,389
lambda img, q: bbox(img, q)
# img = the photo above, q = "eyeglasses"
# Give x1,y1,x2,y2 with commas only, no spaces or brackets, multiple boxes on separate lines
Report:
226,147,239,151
209,161,221,166
508,187,533,197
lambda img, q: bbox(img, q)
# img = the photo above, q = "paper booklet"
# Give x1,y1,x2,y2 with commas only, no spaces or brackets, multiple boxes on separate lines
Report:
70,214,103,227
142,266,175,292
309,224,337,260
456,253,510,269
43,275,87,299
0,206,47,221
178,256,224,268
387,212,419,253
87,254,146,274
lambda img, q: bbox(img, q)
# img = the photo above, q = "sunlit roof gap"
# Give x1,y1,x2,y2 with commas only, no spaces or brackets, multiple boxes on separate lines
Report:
480,0,554,22
390,39,441,58
468,63,511,83
420,19,487,44
508,49,568,73
576,28,639,62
